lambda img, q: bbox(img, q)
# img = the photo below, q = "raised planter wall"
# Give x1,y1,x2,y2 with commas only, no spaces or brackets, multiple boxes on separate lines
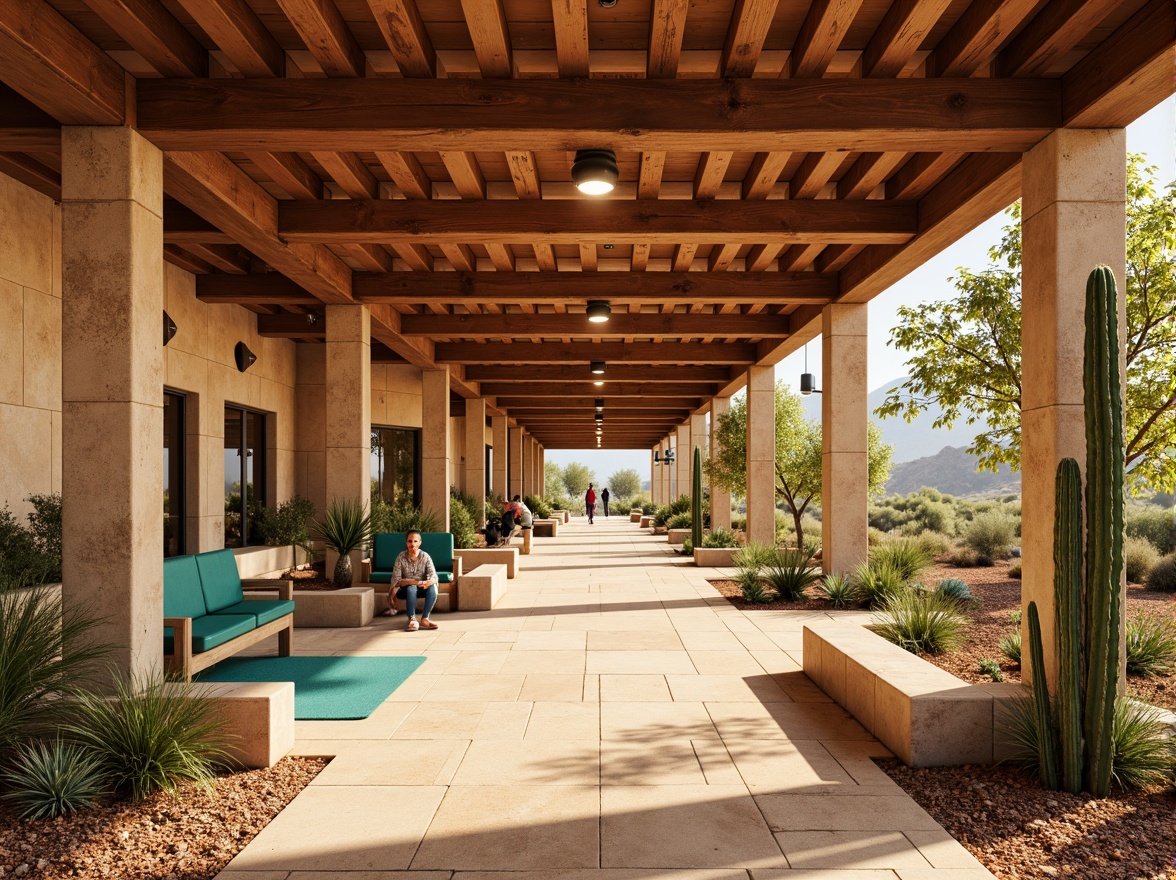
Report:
667,528,691,545
233,544,311,579
693,547,738,567
456,546,520,578
248,585,375,627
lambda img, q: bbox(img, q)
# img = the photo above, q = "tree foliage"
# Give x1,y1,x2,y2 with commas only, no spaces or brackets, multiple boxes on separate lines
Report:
878,156,1176,492
607,468,642,498
706,381,893,549
559,462,594,497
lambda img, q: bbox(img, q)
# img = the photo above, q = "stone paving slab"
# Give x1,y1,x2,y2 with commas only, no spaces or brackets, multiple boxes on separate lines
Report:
217,517,993,879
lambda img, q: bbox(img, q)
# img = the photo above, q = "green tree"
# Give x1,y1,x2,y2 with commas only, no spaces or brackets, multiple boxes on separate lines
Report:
707,382,893,549
607,468,642,498
878,156,1176,493
544,461,565,500
560,462,594,498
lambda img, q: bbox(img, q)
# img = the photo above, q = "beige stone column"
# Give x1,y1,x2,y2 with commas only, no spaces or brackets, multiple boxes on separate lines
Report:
294,345,327,519
421,368,451,529
1022,128,1127,692
325,305,371,504
821,303,869,572
537,445,544,496
651,447,659,504
521,433,533,497
675,424,690,500
491,415,508,499
61,127,164,684
509,426,523,498
745,365,776,545
464,398,487,526
710,398,732,532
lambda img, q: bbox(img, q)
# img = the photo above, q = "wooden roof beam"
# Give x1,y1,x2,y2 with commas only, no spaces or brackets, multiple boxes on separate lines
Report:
276,0,365,77
721,0,779,77
135,78,1062,153
480,380,719,396
171,0,285,77
495,397,702,409
368,0,436,77
929,0,1040,77
400,312,791,338
460,0,513,78
83,0,208,77
790,0,864,78
434,341,757,365
861,0,952,78
647,0,688,78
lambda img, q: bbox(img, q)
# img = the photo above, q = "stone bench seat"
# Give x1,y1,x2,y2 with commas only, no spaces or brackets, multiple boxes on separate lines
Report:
459,563,508,611
803,621,1008,767
532,518,558,537
639,515,653,528
456,546,521,578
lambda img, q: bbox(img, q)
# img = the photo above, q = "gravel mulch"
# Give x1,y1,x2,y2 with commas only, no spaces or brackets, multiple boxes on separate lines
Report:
881,760,1176,880
0,757,326,879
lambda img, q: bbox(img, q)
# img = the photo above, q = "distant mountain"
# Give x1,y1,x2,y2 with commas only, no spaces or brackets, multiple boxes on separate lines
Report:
885,445,1020,497
801,376,986,464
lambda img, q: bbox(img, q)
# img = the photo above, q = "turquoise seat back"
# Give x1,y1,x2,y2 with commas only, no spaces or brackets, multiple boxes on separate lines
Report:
420,533,455,574
194,549,244,613
163,555,207,619
372,533,405,573
371,532,455,577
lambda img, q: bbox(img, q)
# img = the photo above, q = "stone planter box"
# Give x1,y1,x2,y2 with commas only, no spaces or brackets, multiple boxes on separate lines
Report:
234,544,312,578
533,518,558,537
693,547,739,567
630,511,642,523
248,586,374,628
639,516,652,528
556,510,570,523
667,528,691,545
456,546,520,578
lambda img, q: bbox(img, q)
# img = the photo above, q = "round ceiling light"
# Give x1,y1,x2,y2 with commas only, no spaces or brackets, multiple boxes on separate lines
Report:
586,300,611,323
572,149,618,195
590,360,607,375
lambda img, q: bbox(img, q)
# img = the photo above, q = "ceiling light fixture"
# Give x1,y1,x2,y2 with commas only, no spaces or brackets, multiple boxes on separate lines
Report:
800,343,822,396
590,360,606,375
593,380,604,386
586,300,611,323
595,398,604,410
572,149,618,195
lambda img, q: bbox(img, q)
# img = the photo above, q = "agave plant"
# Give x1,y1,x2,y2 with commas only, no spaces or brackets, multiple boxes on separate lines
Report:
313,498,373,586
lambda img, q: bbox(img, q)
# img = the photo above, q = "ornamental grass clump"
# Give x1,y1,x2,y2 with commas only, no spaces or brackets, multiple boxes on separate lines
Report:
2,738,107,820
852,558,909,608
1124,535,1161,584
872,588,966,655
1125,612,1176,677
64,674,231,802
1145,554,1176,592
821,572,857,608
999,630,1022,665
733,540,777,604
701,528,739,548
762,548,821,601
869,537,936,581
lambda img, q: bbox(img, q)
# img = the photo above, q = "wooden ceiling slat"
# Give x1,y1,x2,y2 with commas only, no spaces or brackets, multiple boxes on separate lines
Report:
439,243,477,271
671,243,697,271
837,151,907,199
247,151,324,199
164,244,215,275
505,150,541,199
402,312,790,337
0,152,60,200
999,0,1121,78
744,243,782,272
344,243,395,271
721,0,780,77
742,151,790,200
277,198,917,245
579,242,597,271
172,0,285,78
136,78,1062,153
790,0,865,79
375,151,431,199
82,0,208,77
275,0,365,77
313,151,378,198
395,243,433,271
533,243,557,271
552,0,589,78
630,243,650,271
861,0,952,78
886,151,964,200
707,243,741,272
790,151,845,199
638,151,666,199
477,375,725,391
647,0,689,78
367,0,435,78
498,398,701,410
693,151,733,199
460,0,513,78
485,243,516,271
185,242,251,274
0,0,126,124
929,0,1041,77
439,340,756,364
440,151,487,199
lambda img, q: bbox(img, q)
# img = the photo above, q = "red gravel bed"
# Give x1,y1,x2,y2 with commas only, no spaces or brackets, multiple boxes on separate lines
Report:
880,760,1176,880
0,756,326,879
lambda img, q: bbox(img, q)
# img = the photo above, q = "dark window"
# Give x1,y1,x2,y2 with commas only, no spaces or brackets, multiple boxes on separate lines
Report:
224,406,267,547
370,426,420,507
163,391,186,557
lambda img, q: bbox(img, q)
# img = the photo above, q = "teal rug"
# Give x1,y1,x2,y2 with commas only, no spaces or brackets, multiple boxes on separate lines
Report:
197,655,426,720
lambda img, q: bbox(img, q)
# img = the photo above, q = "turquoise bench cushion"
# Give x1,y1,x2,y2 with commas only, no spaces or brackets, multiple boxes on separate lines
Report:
420,533,455,572
212,599,295,627
164,613,256,655
436,571,453,583
195,549,244,613
369,571,393,584
373,533,403,572
371,533,455,582
163,555,207,619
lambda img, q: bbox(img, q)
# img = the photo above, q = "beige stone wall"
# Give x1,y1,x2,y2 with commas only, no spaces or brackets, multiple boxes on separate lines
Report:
371,364,424,428
0,173,62,519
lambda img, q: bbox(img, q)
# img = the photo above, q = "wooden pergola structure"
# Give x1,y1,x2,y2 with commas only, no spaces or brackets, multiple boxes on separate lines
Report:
2,0,1170,452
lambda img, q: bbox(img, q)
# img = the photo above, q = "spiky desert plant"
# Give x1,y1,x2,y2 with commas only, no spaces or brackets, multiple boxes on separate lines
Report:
1054,457,1084,794
999,630,1022,665
312,497,372,586
691,447,703,550
1026,601,1059,790
2,738,107,819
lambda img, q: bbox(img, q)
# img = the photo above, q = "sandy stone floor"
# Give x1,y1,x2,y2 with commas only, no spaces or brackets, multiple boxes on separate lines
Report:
214,516,995,880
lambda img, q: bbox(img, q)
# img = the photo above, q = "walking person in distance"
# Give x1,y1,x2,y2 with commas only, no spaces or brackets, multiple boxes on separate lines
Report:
601,487,611,517
585,484,596,524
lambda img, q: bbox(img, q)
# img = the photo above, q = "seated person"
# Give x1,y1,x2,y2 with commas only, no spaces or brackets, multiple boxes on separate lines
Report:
499,501,517,545
385,529,439,631
483,520,501,547
512,495,533,531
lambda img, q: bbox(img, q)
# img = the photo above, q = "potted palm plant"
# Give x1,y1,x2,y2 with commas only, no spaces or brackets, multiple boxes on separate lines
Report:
312,498,372,587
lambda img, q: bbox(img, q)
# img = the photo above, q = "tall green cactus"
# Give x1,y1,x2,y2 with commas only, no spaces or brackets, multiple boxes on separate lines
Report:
1082,265,1123,798
691,446,703,550
1026,602,1058,791
1053,458,1083,794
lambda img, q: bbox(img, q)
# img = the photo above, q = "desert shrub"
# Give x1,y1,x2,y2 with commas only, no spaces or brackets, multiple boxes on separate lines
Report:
1125,612,1176,676
1008,609,1022,625
24,494,62,581
852,558,909,608
734,541,780,572
0,585,107,757
872,589,966,655
730,515,746,531
2,738,107,819
642,503,657,515
870,537,935,581
999,630,1022,664
934,577,971,602
1008,562,1022,579
701,528,739,548
65,675,230,802
962,511,1017,565
0,504,55,588
762,548,821,601
733,540,777,604
667,512,692,530
523,494,552,520
1146,554,1176,592
448,501,478,549
681,537,692,554
450,487,482,526
821,573,857,608
948,545,981,567
259,496,316,551
1108,699,1176,789
978,659,1004,682
372,494,441,534
1125,506,1176,555
1125,535,1161,584
911,499,955,536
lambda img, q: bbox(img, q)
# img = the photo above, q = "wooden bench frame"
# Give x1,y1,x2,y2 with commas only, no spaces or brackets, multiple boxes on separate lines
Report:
165,580,295,682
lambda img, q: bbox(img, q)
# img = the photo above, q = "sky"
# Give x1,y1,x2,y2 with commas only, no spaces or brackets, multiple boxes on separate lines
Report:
545,97,1176,487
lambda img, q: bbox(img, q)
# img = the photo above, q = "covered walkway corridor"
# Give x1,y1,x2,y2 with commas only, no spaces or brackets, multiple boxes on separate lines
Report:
221,516,992,878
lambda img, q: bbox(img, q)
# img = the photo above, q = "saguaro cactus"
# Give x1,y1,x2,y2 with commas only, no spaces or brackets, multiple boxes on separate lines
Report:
1026,601,1058,791
691,446,703,550
1053,458,1083,794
